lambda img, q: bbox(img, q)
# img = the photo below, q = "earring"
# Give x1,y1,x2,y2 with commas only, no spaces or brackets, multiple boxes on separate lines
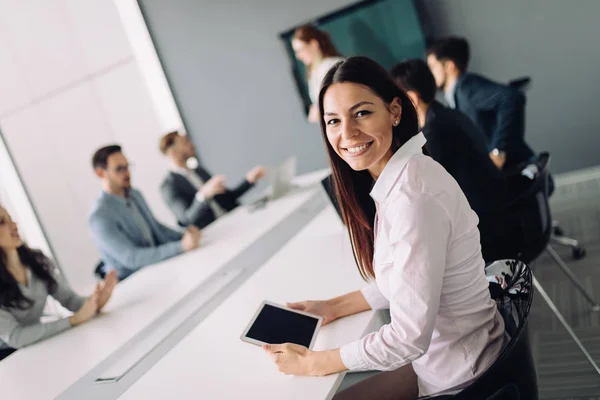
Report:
394,120,399,126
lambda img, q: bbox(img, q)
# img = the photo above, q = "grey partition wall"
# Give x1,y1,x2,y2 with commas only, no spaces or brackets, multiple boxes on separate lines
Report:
137,0,362,179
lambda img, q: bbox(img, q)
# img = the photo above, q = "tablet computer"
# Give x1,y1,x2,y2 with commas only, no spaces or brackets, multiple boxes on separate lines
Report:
240,301,322,349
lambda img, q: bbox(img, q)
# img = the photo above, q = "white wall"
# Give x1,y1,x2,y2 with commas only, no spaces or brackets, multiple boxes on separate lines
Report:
0,134,53,258
0,0,179,292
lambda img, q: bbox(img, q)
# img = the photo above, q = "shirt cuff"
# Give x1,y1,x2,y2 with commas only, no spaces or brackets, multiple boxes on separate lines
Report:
340,340,370,371
73,296,87,312
174,240,185,254
360,283,390,310
60,316,74,330
195,191,206,203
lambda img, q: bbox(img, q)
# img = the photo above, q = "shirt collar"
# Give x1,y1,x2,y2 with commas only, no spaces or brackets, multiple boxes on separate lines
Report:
444,79,457,109
170,162,190,176
370,132,427,203
102,190,129,206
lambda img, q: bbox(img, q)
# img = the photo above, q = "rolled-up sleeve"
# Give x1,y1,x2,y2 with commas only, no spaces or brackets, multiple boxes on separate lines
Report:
340,193,451,371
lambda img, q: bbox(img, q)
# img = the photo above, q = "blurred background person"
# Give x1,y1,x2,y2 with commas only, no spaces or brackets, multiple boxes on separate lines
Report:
0,205,117,360
159,131,266,229
426,37,535,171
391,59,518,262
89,145,201,281
292,25,344,123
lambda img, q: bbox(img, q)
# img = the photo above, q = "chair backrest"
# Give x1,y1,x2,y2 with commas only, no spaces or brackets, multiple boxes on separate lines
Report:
508,76,531,91
447,260,538,400
94,261,106,280
505,152,553,264
487,384,519,400
321,174,343,222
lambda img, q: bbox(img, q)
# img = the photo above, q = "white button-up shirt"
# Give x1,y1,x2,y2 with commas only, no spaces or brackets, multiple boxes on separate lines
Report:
339,133,506,396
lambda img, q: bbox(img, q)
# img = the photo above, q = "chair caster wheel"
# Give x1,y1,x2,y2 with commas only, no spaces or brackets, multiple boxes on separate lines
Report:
573,247,586,260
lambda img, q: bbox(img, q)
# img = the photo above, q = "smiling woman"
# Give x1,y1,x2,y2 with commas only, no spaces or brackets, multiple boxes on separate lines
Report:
319,57,418,279
263,57,507,400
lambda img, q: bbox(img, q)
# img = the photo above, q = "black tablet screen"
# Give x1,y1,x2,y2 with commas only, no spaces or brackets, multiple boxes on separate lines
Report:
245,304,319,347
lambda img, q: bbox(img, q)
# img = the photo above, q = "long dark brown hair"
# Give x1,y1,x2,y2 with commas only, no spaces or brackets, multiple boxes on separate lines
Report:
293,25,341,75
0,245,57,310
318,57,419,280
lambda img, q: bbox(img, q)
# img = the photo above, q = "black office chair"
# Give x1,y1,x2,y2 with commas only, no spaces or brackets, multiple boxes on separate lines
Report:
506,153,600,375
486,385,519,400
94,261,106,280
424,260,538,400
0,348,17,362
508,77,586,260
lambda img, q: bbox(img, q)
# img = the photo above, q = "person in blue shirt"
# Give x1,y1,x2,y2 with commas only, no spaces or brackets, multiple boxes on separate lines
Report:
89,145,201,280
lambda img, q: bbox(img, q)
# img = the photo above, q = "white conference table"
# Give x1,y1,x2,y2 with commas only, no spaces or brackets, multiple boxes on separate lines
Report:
119,206,384,400
0,169,330,400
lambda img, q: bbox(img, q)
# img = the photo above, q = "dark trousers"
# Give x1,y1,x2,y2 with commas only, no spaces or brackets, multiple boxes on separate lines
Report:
333,364,419,400
0,347,16,361
479,212,522,264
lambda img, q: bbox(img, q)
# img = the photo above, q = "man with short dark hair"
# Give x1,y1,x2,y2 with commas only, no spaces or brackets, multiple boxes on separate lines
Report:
89,145,201,280
159,131,265,229
426,37,534,171
391,59,517,262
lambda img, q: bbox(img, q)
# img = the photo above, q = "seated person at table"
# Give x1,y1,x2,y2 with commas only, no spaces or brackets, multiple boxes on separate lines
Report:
426,37,535,171
0,206,117,361
263,57,506,400
159,131,266,229
391,59,517,262
89,145,201,280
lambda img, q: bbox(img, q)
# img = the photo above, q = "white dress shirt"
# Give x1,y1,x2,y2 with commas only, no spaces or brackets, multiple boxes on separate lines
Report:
444,79,457,109
171,166,227,219
308,56,345,105
339,133,506,396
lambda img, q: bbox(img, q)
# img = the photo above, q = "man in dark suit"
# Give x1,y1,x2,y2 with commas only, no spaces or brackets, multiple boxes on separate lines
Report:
391,59,518,262
159,131,266,229
426,37,535,172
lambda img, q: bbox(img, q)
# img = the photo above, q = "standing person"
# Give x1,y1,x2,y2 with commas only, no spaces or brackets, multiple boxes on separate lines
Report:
262,57,506,399
292,25,344,123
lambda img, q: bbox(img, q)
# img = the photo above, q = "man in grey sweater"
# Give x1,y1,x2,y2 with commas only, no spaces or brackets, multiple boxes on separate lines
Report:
89,145,201,280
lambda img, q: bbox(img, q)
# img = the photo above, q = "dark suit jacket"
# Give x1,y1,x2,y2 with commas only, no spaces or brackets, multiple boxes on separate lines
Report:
453,73,534,170
160,166,253,229
424,101,510,218
423,101,520,262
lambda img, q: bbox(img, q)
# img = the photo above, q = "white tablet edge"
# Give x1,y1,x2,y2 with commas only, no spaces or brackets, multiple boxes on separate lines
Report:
240,300,323,349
